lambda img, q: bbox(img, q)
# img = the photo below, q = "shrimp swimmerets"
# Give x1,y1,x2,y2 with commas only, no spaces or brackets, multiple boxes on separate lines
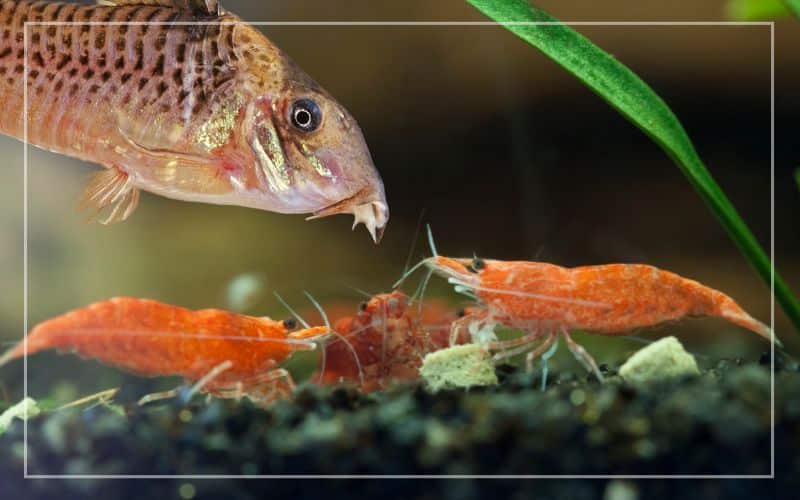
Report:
0,297,330,406
397,228,779,382
0,0,388,241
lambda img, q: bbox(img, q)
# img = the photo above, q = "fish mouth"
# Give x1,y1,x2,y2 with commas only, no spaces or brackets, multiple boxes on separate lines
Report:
307,186,389,243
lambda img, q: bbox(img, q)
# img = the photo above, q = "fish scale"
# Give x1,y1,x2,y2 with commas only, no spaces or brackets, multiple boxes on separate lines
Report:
0,0,389,239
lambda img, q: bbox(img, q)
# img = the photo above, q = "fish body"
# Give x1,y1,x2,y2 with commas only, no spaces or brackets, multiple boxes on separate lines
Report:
0,0,388,240
0,296,328,403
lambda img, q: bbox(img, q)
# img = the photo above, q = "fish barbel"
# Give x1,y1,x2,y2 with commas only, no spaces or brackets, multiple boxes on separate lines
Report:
0,0,388,241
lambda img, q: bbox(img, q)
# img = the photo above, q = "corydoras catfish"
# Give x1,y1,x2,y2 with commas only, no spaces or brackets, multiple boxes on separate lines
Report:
0,0,388,241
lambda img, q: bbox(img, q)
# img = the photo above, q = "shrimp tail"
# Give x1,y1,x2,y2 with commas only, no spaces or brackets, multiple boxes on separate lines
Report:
0,344,20,367
716,297,782,347
658,269,781,347
0,321,59,367
0,298,124,367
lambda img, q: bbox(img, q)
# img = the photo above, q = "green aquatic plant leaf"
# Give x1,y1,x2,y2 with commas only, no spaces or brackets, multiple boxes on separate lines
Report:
466,0,800,335
787,0,800,19
726,0,794,20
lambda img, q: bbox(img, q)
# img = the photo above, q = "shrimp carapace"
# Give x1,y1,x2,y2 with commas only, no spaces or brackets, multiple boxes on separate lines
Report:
394,225,778,382
0,0,388,241
0,297,331,405
426,256,774,341
420,254,777,381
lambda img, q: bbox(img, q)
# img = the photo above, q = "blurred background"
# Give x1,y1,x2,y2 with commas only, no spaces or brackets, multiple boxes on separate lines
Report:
0,0,798,403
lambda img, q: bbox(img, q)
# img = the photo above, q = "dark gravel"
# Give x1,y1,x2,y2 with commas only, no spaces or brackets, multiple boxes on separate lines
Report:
1,354,797,499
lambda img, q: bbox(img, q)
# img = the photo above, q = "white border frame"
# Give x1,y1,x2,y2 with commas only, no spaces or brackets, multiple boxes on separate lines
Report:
22,20,775,479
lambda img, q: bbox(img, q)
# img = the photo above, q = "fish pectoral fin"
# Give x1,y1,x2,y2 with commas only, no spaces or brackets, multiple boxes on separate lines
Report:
97,0,220,16
114,118,231,196
78,168,141,225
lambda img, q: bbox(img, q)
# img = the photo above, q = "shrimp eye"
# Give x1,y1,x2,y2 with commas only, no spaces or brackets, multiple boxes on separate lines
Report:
290,99,322,132
468,257,485,273
359,302,368,311
283,317,298,330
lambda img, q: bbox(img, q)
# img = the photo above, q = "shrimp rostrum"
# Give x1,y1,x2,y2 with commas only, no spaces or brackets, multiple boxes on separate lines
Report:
398,228,779,382
0,297,331,406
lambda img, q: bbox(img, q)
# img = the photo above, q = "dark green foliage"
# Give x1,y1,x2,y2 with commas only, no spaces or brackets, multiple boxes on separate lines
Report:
788,0,800,18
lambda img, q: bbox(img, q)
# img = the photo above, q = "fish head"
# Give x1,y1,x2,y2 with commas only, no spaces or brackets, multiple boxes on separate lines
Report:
236,45,388,242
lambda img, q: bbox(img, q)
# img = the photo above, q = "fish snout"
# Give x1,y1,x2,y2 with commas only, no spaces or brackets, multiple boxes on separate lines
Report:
308,186,389,244
351,200,389,243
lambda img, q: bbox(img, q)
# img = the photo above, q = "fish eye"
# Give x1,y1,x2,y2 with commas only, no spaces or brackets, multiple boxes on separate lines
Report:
283,317,298,330
290,98,322,132
468,257,485,273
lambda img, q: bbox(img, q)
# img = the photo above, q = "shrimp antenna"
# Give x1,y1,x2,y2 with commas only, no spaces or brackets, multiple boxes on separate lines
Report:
304,291,330,330
417,266,434,316
409,265,429,303
303,291,365,388
426,224,438,257
447,278,610,309
302,291,329,385
343,284,374,299
392,258,428,289
401,208,427,276
273,292,311,329
410,266,434,318
392,224,440,290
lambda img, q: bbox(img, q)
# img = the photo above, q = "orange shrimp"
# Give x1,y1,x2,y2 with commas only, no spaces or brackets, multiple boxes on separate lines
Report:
397,228,778,382
311,291,467,392
0,297,329,406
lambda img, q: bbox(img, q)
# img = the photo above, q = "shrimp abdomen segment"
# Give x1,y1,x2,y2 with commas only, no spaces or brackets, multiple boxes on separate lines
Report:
568,264,769,339
476,262,770,340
